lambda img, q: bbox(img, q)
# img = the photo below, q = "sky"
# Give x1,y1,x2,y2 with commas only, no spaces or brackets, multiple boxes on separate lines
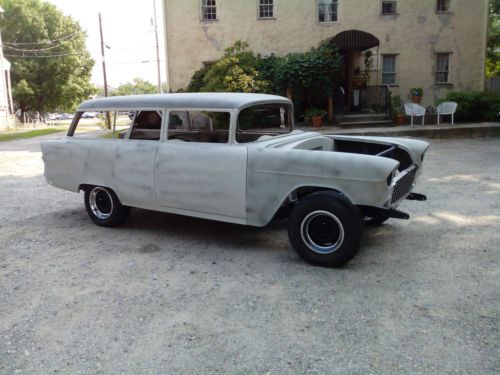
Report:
45,0,166,89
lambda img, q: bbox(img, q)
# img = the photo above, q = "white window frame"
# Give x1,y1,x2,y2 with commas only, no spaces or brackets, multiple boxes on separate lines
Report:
258,0,275,20
435,52,451,84
382,54,397,85
381,1,397,15
200,0,217,21
318,0,338,23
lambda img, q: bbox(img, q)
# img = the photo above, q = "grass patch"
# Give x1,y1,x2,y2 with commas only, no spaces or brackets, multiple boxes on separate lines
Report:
0,128,65,142
100,132,114,139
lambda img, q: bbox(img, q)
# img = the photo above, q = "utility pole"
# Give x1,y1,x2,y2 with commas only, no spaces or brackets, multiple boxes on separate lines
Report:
153,0,162,93
99,12,111,128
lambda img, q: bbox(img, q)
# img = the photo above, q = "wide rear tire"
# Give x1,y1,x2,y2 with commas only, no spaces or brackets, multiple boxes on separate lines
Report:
287,192,363,267
84,186,130,227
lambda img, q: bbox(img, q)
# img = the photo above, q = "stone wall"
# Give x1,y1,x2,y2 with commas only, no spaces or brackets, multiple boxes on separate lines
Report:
163,0,488,107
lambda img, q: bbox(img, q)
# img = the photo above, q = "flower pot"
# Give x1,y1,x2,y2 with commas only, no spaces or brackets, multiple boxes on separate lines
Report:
394,113,406,125
412,95,422,104
311,116,323,127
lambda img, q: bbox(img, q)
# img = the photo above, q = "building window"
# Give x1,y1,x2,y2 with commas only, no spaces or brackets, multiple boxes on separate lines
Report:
201,0,217,21
436,0,450,12
381,1,397,15
436,53,451,83
318,0,338,23
382,55,397,84
258,0,274,19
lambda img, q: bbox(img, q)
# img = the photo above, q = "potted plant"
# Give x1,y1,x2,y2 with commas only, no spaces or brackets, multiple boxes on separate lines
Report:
305,108,327,127
391,95,406,125
410,87,423,103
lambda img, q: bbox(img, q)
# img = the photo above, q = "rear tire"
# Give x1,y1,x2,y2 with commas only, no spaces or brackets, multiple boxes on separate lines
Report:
287,192,363,267
84,186,130,227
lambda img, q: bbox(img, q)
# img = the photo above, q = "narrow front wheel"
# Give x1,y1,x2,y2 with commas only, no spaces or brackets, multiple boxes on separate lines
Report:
287,192,363,267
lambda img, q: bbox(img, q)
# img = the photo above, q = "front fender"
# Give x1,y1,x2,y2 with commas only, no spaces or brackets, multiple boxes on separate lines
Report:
246,148,398,226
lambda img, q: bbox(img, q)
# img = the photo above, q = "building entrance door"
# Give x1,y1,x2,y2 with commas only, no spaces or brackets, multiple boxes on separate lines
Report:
330,30,380,114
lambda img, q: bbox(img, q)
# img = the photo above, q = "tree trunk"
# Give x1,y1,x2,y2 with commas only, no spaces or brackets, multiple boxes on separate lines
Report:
328,94,334,123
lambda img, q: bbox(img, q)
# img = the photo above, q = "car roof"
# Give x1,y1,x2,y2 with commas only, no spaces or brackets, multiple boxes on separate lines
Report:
77,93,292,111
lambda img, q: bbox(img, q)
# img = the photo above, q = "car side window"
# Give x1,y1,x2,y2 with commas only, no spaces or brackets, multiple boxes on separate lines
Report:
71,111,132,139
129,110,163,140
236,104,292,143
168,111,230,143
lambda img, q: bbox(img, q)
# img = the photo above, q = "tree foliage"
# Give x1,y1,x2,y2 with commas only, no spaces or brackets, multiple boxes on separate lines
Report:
200,41,270,93
112,77,158,96
186,40,343,97
0,0,95,112
275,41,343,95
436,91,500,122
487,0,500,77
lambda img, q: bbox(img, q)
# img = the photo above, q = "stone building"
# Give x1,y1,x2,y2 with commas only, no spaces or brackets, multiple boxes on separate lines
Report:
162,0,489,110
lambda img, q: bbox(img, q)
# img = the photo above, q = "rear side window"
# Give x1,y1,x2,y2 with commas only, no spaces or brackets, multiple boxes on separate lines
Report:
168,111,230,143
236,104,292,143
129,110,163,140
71,111,129,138
69,110,162,140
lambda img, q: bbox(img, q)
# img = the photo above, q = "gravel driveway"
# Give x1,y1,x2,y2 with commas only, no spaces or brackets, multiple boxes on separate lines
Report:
0,135,498,374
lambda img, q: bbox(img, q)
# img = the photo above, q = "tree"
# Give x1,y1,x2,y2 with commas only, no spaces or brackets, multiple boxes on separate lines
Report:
487,0,500,77
112,77,158,96
276,41,343,96
0,0,95,113
199,41,270,93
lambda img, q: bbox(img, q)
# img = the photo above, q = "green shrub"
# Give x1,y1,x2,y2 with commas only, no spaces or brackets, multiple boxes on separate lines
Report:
304,107,327,119
436,91,500,122
186,65,211,92
389,95,402,116
185,39,343,97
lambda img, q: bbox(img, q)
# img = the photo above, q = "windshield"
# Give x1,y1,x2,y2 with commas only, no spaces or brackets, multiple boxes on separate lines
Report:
236,103,292,143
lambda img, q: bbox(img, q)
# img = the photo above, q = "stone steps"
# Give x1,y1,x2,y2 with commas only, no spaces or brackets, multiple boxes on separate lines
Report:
336,113,393,128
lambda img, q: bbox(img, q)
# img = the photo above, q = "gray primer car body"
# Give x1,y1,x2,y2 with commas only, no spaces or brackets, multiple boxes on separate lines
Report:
41,93,428,227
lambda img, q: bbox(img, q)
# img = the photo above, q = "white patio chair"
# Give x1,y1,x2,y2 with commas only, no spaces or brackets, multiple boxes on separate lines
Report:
437,101,458,125
404,103,426,126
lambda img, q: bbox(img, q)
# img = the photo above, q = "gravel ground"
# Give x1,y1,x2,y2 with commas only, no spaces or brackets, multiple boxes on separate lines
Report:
0,135,499,374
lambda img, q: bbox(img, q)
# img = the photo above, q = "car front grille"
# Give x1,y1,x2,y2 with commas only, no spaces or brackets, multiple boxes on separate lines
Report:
391,165,418,204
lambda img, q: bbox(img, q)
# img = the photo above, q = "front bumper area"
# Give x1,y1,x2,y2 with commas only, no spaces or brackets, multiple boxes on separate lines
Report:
390,165,419,204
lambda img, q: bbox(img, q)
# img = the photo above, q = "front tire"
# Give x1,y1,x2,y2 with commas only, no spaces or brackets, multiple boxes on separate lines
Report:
287,192,363,267
84,186,130,227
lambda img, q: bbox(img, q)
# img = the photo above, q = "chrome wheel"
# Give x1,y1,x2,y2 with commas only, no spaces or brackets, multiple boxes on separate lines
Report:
89,187,113,220
300,210,344,254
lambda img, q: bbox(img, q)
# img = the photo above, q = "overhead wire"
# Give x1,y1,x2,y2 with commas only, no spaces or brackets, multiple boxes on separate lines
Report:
1,43,68,52
2,32,80,46
4,52,82,58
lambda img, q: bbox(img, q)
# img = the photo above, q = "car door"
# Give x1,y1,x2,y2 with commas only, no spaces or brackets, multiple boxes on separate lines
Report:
98,109,162,207
154,109,247,221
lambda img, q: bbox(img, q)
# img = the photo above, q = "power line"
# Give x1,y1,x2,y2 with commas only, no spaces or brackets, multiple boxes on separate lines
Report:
4,52,82,58
107,59,165,65
1,43,67,53
2,32,79,46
